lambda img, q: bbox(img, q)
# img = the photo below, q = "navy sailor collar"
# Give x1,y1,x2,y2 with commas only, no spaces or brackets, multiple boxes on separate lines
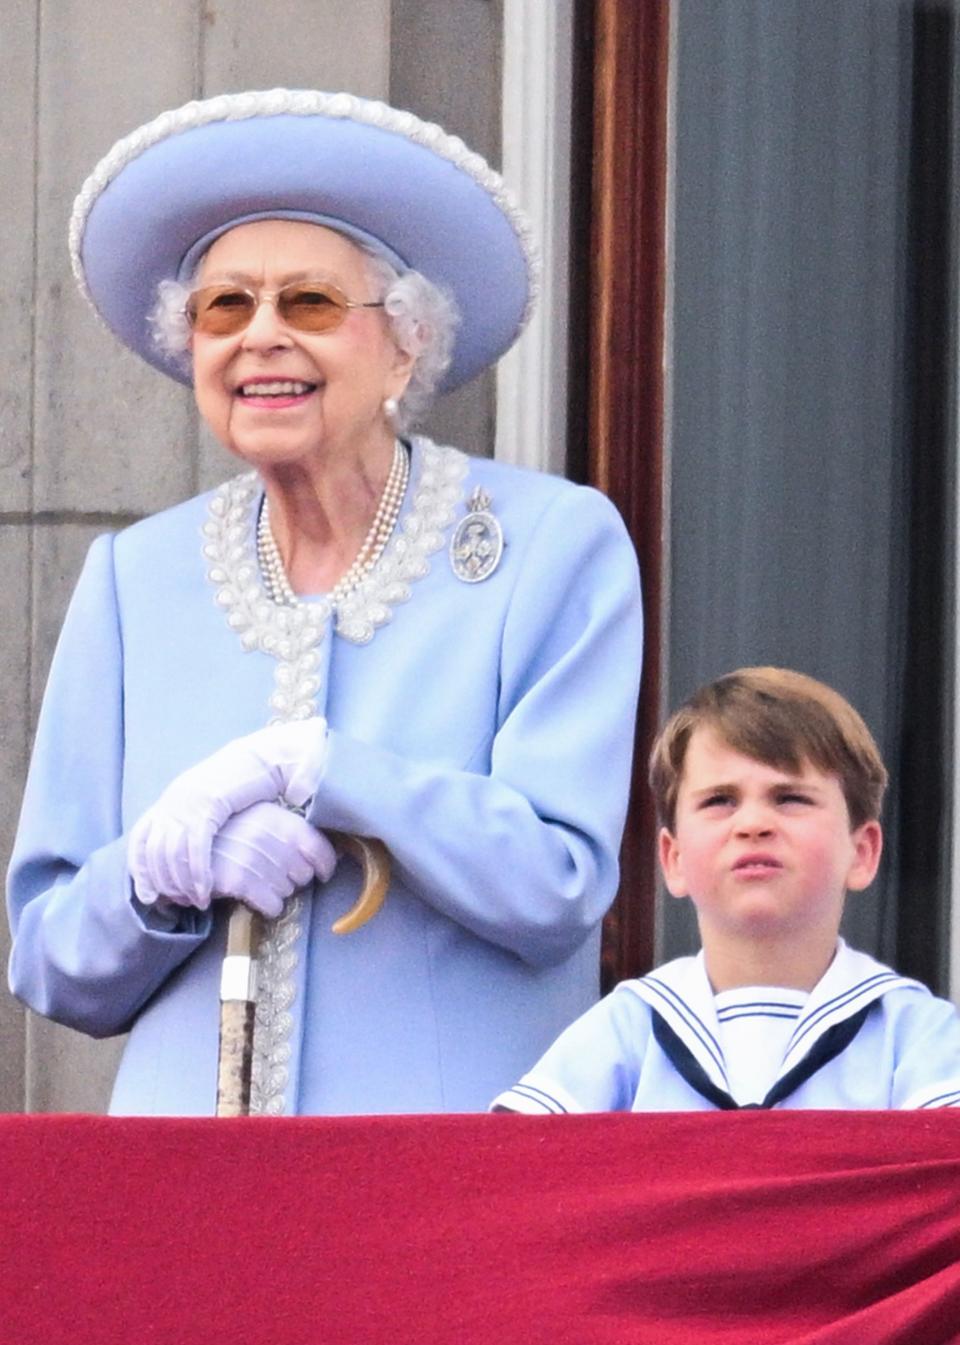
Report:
626,940,925,1099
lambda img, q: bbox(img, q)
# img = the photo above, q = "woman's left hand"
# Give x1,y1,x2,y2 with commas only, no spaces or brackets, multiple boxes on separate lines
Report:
209,801,336,916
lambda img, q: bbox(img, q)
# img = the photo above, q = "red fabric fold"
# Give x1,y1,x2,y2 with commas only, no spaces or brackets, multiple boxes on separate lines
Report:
2,1111,959,1344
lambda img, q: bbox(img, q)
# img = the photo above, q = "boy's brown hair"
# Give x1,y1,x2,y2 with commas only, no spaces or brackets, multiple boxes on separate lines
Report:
649,666,888,833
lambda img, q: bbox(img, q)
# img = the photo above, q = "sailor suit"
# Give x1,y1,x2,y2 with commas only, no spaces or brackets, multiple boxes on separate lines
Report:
493,940,960,1113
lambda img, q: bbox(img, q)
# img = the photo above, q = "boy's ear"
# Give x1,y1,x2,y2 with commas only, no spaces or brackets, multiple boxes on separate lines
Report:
658,827,689,899
845,819,883,892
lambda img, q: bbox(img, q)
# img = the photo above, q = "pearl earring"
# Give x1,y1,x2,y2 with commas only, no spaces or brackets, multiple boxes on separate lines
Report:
383,396,399,422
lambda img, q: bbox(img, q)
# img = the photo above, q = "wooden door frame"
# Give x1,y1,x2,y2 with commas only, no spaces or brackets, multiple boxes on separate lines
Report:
570,0,670,985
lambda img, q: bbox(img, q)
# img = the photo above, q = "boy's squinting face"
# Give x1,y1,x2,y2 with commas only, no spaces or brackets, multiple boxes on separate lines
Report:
659,728,881,943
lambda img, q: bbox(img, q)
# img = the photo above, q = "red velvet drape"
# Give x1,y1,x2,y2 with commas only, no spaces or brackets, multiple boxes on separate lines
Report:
3,1111,960,1343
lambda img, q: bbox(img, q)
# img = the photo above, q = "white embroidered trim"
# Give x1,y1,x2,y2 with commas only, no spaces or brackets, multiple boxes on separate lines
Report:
201,438,468,673
248,894,303,1117
202,474,330,720
202,438,469,1113
69,88,540,327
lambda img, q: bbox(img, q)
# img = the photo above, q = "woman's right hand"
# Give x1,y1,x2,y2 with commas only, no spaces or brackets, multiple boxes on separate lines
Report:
137,801,336,918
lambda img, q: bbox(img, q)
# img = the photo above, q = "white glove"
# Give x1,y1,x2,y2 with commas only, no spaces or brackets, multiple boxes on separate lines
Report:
217,802,336,916
128,719,328,906
137,803,336,918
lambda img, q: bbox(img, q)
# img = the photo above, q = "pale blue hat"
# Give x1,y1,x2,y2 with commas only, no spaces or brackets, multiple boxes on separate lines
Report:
69,89,538,391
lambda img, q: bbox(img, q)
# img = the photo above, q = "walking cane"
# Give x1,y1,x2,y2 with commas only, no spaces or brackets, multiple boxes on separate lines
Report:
216,831,391,1116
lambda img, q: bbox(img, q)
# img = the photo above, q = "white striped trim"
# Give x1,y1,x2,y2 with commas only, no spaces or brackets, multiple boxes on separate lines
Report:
903,1080,960,1110
490,1077,583,1115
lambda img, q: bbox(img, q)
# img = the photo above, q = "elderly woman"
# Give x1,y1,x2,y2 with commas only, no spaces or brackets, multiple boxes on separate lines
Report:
7,90,642,1116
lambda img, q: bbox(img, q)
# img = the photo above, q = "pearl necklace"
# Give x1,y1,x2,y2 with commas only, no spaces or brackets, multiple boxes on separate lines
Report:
256,441,409,609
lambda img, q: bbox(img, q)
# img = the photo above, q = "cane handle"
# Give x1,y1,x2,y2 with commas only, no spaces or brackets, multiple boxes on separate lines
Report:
326,831,391,934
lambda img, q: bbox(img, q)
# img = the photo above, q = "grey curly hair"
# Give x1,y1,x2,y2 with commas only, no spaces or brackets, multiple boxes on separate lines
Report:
148,238,460,432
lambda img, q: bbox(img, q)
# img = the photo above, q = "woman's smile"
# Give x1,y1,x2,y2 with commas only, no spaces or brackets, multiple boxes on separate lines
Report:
228,370,323,427
235,378,320,407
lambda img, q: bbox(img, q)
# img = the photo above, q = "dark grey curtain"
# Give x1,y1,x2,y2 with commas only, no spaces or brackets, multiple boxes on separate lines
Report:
664,0,957,989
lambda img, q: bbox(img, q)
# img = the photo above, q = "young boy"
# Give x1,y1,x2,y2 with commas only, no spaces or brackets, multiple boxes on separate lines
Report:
493,667,960,1113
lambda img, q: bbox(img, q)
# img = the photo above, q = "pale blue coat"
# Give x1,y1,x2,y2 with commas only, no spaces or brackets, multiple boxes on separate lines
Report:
7,440,642,1115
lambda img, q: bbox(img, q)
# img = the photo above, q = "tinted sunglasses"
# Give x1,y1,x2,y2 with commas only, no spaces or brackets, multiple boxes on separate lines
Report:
185,281,385,336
